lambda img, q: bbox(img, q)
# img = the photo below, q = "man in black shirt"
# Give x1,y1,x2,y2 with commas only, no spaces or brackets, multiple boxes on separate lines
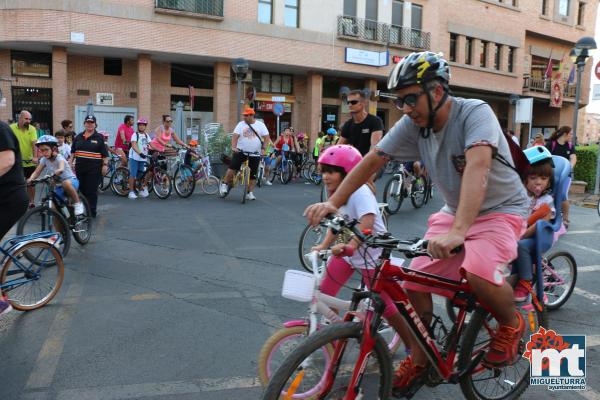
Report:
339,89,384,156
0,120,28,239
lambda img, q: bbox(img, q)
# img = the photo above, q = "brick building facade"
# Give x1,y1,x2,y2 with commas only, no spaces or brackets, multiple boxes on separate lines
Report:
0,0,597,145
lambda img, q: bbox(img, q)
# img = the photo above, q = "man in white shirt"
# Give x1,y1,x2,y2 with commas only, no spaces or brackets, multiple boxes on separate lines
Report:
220,107,271,200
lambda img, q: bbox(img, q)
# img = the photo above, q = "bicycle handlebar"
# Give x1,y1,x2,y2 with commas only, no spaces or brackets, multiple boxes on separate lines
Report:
28,175,57,186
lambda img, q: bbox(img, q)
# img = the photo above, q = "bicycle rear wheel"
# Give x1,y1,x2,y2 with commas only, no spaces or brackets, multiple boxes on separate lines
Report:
0,240,64,311
16,206,70,261
383,176,403,214
458,306,548,400
543,251,577,310
72,194,93,245
281,160,293,184
174,165,196,198
410,178,427,209
200,175,220,195
110,167,130,196
99,168,112,192
262,322,392,400
152,170,172,199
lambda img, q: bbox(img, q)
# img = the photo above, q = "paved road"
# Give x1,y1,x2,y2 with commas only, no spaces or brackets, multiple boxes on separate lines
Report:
1,178,599,400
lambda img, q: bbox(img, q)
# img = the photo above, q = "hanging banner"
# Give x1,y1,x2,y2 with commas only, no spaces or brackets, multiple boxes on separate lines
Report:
549,79,564,108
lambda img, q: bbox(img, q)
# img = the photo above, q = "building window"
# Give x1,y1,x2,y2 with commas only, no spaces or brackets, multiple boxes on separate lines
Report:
494,44,500,70
508,46,515,72
411,3,422,30
558,0,570,16
577,1,585,25
284,0,299,27
11,51,52,78
480,41,488,68
170,95,213,112
253,72,293,94
541,0,548,14
258,0,273,24
449,33,457,62
322,80,341,99
392,0,403,26
171,64,214,89
465,37,473,65
343,0,357,16
365,0,378,21
104,58,122,76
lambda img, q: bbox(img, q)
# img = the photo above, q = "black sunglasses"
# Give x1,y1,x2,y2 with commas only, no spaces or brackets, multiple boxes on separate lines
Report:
392,91,425,109
165,119,173,123
347,100,361,105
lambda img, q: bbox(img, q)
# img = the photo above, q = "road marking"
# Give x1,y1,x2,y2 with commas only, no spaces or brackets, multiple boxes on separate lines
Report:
561,240,600,256
24,281,84,390
578,265,600,273
566,230,598,235
52,376,261,400
573,287,600,303
587,335,600,347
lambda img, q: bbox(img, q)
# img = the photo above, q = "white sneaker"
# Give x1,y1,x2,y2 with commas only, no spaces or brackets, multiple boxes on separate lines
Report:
74,202,85,215
128,191,137,200
264,180,272,186
139,188,149,198
245,192,256,201
219,183,229,197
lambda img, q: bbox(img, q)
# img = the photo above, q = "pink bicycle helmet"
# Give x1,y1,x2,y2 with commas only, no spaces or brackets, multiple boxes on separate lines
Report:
137,117,148,125
297,133,305,140
318,144,362,174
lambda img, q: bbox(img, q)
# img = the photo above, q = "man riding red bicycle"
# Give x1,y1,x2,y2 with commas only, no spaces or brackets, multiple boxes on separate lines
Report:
305,51,529,394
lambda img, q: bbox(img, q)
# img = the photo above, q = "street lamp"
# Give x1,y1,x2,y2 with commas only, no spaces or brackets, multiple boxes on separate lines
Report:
508,94,520,137
569,36,597,149
232,58,249,119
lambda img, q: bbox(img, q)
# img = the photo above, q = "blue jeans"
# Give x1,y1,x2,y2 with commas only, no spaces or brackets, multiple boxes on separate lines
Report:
129,158,146,180
511,239,534,281
54,178,80,203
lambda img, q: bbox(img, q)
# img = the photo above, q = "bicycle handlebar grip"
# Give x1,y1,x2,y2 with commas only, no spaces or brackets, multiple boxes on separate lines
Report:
340,245,354,257
420,240,463,254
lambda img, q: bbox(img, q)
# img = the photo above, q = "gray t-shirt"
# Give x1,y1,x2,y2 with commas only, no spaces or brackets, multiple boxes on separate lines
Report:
40,154,76,182
377,97,528,217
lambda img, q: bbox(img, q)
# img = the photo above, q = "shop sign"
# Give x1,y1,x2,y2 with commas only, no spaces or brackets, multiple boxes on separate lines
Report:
326,114,336,121
271,96,286,102
96,92,114,106
256,101,292,113
345,48,389,67
70,32,85,43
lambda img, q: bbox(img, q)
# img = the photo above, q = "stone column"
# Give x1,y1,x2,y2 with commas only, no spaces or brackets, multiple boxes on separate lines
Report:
137,54,152,121
365,78,378,115
0,49,12,121
486,42,496,70
499,44,509,72
456,35,466,64
213,62,231,131
306,72,323,145
52,47,68,132
473,39,483,67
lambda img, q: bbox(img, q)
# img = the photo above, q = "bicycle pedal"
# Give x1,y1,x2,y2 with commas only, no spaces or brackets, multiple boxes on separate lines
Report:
392,377,425,399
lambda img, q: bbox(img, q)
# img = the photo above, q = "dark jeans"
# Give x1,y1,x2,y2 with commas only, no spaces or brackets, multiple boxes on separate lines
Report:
0,186,28,240
511,238,534,281
76,168,101,216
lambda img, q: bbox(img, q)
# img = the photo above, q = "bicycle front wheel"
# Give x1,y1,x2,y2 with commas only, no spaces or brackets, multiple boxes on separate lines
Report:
383,176,403,214
544,251,577,310
262,322,392,400
110,167,130,196
152,170,172,199
200,175,220,195
174,166,196,198
298,223,326,272
458,306,548,400
0,240,64,311
410,178,427,209
241,167,250,204
258,325,334,388
281,161,293,184
16,206,71,261
72,194,93,245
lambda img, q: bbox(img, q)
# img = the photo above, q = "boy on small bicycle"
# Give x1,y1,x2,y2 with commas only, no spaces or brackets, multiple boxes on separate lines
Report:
128,118,150,199
28,135,84,215
311,145,410,347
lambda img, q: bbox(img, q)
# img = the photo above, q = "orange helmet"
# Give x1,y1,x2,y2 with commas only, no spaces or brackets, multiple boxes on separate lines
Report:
189,140,198,146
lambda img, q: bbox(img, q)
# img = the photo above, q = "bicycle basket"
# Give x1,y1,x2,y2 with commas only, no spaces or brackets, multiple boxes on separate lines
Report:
282,270,315,302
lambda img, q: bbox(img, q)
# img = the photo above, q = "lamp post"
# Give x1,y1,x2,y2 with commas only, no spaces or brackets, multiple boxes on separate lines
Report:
231,58,249,120
508,94,520,139
570,37,597,149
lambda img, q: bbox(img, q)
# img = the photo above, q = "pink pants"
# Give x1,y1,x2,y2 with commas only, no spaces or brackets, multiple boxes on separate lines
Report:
319,256,400,319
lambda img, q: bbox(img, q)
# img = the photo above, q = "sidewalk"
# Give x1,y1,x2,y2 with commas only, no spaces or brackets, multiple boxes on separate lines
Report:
569,191,599,208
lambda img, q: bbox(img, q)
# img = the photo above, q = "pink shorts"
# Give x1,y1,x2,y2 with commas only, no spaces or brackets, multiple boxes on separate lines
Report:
402,212,526,297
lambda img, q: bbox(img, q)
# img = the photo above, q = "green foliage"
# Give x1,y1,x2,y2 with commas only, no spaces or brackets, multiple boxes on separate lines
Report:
203,125,232,163
574,144,598,190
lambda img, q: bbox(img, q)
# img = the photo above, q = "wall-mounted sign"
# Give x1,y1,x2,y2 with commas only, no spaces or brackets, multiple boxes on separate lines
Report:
515,98,533,123
70,32,85,43
96,92,114,106
271,96,286,102
345,48,389,67
326,114,336,121
256,101,292,113
593,84,600,101
273,102,284,116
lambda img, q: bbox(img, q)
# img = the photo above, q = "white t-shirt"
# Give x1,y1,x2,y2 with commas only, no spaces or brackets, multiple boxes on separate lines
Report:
529,193,555,219
58,143,71,160
129,132,150,162
338,185,386,270
233,120,269,153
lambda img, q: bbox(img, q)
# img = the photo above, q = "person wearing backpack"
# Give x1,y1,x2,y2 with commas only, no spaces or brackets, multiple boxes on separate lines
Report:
545,126,576,227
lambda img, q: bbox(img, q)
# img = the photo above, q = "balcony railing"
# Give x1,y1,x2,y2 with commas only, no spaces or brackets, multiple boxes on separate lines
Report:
337,15,430,50
523,76,577,98
155,0,224,17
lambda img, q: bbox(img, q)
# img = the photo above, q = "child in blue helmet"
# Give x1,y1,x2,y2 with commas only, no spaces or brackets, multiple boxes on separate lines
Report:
512,146,555,302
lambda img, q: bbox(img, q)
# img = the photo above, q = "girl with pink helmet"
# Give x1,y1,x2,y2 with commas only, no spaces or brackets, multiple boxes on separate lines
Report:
311,145,406,342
